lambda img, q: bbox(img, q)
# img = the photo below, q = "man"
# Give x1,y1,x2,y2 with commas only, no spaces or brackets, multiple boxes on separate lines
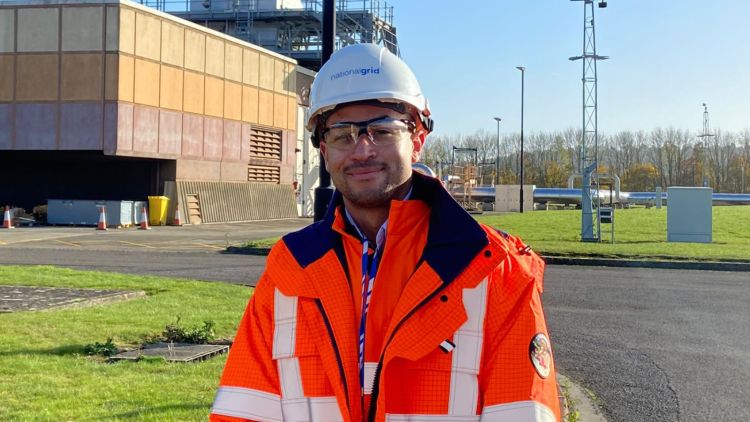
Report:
211,43,561,422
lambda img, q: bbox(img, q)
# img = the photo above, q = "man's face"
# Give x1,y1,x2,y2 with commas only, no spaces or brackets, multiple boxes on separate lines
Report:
319,104,424,209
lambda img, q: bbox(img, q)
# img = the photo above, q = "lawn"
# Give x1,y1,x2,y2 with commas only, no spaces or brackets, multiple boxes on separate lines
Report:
230,206,750,262
0,266,251,421
476,206,750,262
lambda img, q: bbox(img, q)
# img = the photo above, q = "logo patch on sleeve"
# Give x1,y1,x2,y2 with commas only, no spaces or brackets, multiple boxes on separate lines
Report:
529,333,552,379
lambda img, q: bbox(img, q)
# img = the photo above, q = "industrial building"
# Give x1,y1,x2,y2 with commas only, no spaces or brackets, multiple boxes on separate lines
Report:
0,0,401,224
0,0,305,223
139,0,399,71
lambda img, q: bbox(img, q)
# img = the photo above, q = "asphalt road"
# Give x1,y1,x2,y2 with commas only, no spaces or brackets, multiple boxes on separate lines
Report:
0,247,266,285
2,224,749,421
0,220,306,284
544,265,750,422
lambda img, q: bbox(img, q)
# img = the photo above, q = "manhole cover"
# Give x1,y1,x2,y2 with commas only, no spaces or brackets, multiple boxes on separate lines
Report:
110,342,229,362
0,286,146,313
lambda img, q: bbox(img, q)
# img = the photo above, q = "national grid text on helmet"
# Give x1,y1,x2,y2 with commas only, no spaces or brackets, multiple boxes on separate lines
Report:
330,66,381,81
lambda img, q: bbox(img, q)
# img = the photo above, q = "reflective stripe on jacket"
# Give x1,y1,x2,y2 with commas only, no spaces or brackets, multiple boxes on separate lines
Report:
211,172,561,422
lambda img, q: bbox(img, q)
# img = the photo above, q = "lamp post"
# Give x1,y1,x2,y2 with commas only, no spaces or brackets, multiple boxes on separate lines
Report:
313,0,336,221
493,117,502,185
516,66,525,213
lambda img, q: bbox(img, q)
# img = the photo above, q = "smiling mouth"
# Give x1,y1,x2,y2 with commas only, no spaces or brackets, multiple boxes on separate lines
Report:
345,162,385,173
345,166,384,179
348,168,381,175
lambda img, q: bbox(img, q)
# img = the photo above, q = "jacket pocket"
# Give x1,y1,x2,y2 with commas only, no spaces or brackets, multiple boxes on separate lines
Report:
383,346,455,414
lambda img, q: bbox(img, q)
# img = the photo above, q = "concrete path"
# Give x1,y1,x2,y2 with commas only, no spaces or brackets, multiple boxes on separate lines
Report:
0,219,309,252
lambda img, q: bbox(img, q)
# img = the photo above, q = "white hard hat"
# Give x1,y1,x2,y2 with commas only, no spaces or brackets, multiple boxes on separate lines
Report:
307,43,433,147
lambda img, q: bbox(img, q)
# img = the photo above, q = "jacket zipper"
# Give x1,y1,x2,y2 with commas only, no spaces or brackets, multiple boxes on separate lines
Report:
366,282,451,422
315,299,351,415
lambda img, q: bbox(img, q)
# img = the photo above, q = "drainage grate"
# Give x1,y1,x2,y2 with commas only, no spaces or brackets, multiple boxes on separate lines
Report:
110,342,229,363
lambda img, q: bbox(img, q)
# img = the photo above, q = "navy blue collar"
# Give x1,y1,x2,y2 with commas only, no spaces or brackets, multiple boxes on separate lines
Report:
283,172,488,285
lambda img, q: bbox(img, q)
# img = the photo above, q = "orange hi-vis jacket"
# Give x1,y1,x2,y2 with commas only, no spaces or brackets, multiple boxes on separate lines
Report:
211,172,561,422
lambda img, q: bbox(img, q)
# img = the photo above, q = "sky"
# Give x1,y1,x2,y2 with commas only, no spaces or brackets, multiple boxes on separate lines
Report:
385,1,750,137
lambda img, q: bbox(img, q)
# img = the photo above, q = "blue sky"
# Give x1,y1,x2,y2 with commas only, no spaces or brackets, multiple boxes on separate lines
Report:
386,1,750,137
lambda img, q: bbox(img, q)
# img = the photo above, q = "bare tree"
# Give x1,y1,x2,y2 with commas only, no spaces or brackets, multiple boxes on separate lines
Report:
420,127,749,192
706,130,737,192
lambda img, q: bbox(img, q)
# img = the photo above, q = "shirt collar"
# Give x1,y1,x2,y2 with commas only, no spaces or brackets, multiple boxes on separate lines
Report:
343,186,413,250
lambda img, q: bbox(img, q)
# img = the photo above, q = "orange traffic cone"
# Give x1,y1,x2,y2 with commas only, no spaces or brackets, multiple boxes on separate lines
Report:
2,205,14,229
139,206,151,230
172,204,182,226
96,206,107,231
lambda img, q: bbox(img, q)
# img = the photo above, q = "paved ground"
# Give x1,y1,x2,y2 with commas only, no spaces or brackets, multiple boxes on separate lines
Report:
544,265,750,422
0,219,309,252
0,285,145,312
0,247,266,285
0,220,307,284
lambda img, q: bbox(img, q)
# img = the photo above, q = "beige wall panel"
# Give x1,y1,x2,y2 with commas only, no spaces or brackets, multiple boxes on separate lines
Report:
0,56,13,101
274,59,285,93
105,6,119,51
0,10,14,53
243,49,259,86
287,96,297,131
258,89,274,126
183,70,204,114
133,58,160,107
204,76,224,118
160,65,183,111
18,8,59,52
258,54,274,90
225,43,242,83
104,53,118,100
62,6,103,51
134,12,160,61
224,81,241,121
184,29,205,72
16,55,58,101
205,37,224,78
242,85,258,123
61,54,103,101
161,21,184,67
273,93,287,129
176,159,221,180
119,7,135,54
285,63,296,94
118,54,134,102
220,162,246,182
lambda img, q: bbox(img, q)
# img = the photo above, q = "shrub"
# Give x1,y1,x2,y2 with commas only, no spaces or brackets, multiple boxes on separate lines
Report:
162,316,215,344
83,338,119,357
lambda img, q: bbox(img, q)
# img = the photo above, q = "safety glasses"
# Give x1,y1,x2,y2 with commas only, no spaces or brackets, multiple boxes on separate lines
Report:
321,116,416,150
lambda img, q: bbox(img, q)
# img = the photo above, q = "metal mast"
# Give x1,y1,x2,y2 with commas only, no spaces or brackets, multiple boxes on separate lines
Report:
697,103,714,187
570,0,608,242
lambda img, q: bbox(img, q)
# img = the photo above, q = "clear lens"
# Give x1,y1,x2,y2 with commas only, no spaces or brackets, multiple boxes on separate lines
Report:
322,117,415,149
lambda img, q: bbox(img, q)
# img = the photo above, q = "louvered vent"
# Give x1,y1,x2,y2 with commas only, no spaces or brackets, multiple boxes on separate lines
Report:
185,194,202,224
248,165,281,183
249,127,282,160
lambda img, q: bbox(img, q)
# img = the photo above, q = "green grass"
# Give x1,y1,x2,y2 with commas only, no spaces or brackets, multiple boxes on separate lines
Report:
229,206,750,262
558,377,581,422
476,206,750,262
0,266,252,421
238,237,281,249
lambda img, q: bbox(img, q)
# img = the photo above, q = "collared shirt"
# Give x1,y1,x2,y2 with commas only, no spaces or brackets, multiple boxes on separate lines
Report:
343,186,413,253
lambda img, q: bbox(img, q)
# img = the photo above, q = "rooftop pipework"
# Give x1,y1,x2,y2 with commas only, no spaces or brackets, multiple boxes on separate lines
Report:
141,0,399,71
